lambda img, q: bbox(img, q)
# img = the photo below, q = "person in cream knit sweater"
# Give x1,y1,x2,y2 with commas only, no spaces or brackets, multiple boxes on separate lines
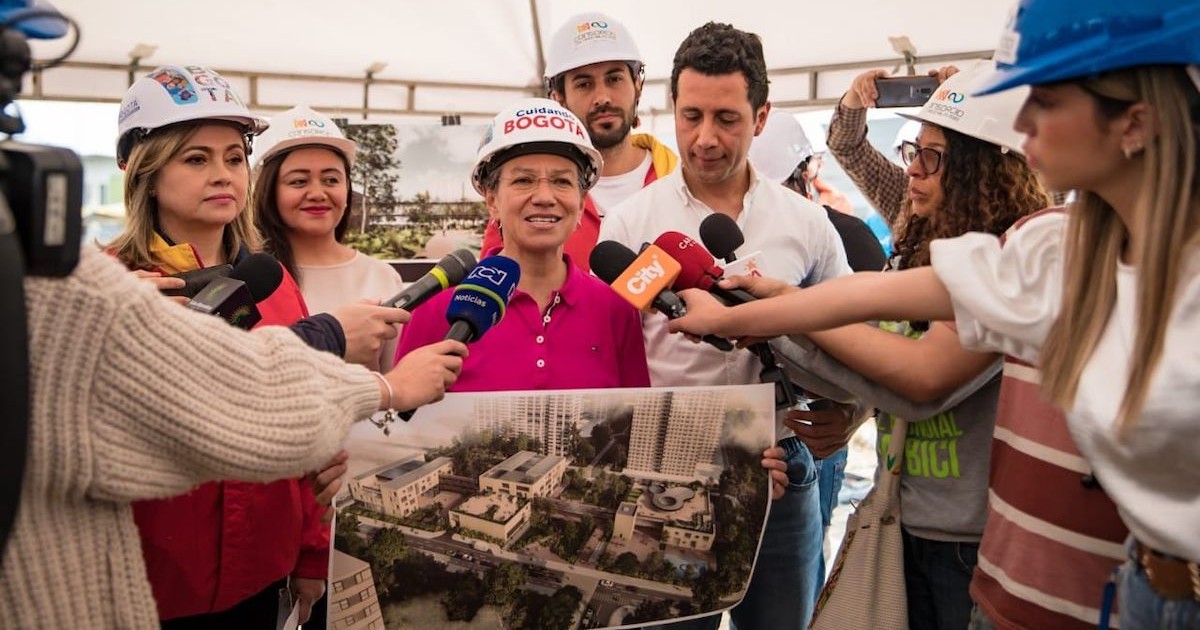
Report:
0,247,465,629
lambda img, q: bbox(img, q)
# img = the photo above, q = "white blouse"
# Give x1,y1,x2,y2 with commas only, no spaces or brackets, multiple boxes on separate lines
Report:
930,211,1200,561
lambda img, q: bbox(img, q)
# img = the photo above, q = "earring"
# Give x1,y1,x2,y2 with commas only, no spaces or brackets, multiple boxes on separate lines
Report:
1123,143,1144,159
149,189,157,197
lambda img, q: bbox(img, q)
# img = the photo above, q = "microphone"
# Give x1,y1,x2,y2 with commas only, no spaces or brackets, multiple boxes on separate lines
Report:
161,264,233,298
590,241,685,317
394,255,521,423
443,254,522,343
654,231,800,410
699,213,744,264
383,249,477,311
652,232,757,305
590,241,733,352
186,253,284,330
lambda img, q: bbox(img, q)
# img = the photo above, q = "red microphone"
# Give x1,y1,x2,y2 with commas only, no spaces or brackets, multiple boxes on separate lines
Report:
652,231,756,304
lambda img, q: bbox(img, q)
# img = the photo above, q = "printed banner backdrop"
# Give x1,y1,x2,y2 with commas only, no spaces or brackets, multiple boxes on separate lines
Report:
330,384,775,629
334,121,491,265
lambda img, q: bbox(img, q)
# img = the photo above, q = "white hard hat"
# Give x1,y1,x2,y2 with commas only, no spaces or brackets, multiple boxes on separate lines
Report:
117,65,267,165
899,60,1029,154
471,98,603,195
253,105,356,171
749,111,813,184
892,119,922,151
798,118,828,155
544,12,643,82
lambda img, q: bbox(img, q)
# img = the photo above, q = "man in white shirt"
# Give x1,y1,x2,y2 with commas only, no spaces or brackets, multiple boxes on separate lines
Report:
599,21,851,630
480,12,677,271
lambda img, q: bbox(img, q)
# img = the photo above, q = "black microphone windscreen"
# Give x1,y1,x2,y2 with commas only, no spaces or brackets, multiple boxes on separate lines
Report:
162,264,233,298
590,241,639,283
229,253,285,303
440,249,477,285
699,213,744,261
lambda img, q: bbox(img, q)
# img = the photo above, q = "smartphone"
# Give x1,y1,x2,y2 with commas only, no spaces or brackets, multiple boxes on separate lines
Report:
874,76,939,108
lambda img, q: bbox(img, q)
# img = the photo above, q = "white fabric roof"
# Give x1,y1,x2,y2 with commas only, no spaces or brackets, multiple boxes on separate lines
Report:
29,0,1015,117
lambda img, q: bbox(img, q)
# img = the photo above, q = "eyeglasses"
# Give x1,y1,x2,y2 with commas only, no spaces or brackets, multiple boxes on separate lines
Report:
899,140,944,175
499,174,580,193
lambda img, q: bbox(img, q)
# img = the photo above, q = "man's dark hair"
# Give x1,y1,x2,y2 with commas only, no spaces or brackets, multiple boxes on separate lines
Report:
547,61,643,99
670,22,769,111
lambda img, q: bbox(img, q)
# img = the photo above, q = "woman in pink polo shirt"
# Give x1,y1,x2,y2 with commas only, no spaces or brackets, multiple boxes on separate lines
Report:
395,98,649,390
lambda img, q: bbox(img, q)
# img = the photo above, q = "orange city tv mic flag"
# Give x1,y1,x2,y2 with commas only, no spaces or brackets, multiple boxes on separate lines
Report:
610,244,682,311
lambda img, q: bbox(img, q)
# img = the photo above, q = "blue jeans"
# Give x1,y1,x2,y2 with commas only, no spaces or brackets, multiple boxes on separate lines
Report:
902,529,979,630
814,447,848,596
649,436,824,630
1118,544,1200,629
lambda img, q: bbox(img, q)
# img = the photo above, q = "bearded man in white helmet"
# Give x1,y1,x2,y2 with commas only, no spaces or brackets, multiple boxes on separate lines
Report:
481,12,677,273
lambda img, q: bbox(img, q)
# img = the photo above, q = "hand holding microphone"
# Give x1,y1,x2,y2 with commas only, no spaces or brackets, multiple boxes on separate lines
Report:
132,270,188,305
332,299,410,367
694,216,833,412
162,264,235,298
382,339,468,412
386,255,522,425
185,253,283,329
337,249,477,367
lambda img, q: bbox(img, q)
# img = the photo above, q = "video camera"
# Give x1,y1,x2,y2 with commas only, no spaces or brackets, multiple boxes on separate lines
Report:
0,0,82,558
0,3,82,278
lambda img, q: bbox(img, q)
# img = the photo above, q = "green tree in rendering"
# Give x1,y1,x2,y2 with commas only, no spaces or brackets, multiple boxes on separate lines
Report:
484,562,528,607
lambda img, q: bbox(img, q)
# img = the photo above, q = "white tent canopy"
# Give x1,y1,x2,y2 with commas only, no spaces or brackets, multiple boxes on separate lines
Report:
25,0,1015,125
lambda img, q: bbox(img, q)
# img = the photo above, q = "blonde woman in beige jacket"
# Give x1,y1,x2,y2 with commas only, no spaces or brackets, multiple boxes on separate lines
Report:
0,248,466,629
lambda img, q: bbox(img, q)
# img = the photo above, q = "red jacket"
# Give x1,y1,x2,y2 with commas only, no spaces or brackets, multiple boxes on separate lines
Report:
129,237,330,619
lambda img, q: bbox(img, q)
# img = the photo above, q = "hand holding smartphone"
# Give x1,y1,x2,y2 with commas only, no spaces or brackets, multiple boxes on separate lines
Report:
874,76,939,108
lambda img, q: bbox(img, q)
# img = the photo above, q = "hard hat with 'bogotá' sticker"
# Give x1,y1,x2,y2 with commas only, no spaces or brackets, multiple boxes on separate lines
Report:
116,65,267,165
471,98,603,195
253,105,356,172
544,12,643,84
899,60,1029,154
975,0,1200,96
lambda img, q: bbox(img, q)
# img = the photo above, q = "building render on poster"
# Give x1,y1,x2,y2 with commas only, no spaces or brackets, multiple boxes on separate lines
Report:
347,390,725,553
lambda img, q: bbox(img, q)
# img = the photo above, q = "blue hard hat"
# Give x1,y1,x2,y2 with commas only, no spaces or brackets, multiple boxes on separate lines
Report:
0,0,68,39
976,0,1200,96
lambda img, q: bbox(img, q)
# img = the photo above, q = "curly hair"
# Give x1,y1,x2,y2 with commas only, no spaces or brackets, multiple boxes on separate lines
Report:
670,22,769,111
891,127,1049,269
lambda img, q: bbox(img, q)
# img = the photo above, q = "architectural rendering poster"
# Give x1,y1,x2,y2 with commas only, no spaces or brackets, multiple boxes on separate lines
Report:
329,384,776,629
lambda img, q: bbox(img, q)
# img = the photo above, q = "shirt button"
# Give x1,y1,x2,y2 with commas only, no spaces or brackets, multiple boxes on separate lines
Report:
536,359,546,368
553,295,562,305
543,315,551,324
535,335,545,344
